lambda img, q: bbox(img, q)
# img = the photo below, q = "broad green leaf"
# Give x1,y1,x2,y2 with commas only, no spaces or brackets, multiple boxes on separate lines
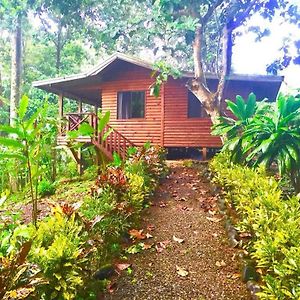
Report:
245,93,256,118
0,153,26,162
98,111,110,132
78,123,94,136
0,137,24,149
226,100,243,120
235,95,246,119
0,125,23,138
103,127,113,141
19,95,29,120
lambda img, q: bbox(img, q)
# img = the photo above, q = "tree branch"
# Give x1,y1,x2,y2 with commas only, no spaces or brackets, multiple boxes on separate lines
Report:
229,0,260,30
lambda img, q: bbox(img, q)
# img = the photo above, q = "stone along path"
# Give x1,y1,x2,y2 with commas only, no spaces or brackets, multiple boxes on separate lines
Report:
104,162,250,300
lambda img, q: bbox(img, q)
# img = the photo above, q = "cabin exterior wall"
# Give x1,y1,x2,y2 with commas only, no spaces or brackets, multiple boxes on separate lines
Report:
101,64,162,146
163,78,222,148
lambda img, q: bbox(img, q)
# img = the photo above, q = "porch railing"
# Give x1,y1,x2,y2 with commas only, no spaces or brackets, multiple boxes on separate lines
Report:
60,112,134,159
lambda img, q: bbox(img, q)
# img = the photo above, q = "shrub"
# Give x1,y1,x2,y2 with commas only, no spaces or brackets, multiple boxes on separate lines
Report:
29,205,99,299
210,152,300,299
38,179,56,197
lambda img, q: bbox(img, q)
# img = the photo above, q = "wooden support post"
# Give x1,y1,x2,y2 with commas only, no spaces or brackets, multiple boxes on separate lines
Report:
58,93,64,134
78,147,83,175
94,105,98,116
160,84,165,147
78,100,82,113
58,93,64,118
202,147,207,161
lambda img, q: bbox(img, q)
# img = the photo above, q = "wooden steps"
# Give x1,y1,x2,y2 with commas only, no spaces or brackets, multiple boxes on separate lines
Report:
58,112,135,172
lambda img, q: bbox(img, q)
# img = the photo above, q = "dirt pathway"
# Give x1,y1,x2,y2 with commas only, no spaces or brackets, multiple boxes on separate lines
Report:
104,162,250,300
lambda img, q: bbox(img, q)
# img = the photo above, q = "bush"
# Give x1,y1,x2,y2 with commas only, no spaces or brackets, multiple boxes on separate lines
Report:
38,179,56,197
29,205,100,299
210,152,300,299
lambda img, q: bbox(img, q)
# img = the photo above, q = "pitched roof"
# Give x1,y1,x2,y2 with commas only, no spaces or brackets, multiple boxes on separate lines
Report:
33,52,284,104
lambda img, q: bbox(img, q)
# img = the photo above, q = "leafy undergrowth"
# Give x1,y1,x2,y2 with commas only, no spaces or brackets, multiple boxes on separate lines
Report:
210,152,300,299
0,144,167,299
101,161,250,300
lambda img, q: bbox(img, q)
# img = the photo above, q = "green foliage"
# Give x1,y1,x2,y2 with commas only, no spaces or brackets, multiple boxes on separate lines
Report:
213,93,300,192
0,95,57,225
29,205,98,299
210,152,300,299
37,179,56,197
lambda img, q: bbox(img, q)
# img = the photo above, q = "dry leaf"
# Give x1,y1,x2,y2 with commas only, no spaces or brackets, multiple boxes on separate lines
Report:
155,240,171,253
206,216,223,223
176,265,189,277
172,235,184,243
116,263,131,271
227,273,240,279
107,282,116,294
147,224,155,231
142,243,153,250
129,229,146,240
216,260,226,267
239,232,252,238
146,233,153,239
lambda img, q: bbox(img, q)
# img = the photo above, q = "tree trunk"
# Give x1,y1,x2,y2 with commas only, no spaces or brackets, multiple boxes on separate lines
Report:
10,14,22,126
0,64,3,96
226,27,233,76
55,22,62,74
188,26,222,125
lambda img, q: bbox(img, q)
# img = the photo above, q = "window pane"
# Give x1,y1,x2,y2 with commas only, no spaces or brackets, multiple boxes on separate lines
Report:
117,91,145,119
131,92,145,118
188,91,202,118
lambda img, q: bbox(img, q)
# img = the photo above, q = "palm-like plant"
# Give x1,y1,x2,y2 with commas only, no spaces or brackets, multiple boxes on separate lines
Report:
212,93,259,163
244,95,300,191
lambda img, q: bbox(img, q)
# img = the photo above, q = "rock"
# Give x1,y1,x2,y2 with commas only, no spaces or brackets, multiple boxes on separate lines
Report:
246,280,261,299
217,197,226,213
228,236,239,248
93,264,116,280
241,262,259,282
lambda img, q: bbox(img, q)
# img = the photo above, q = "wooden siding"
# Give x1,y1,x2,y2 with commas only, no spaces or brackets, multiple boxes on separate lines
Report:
163,78,222,148
101,63,162,146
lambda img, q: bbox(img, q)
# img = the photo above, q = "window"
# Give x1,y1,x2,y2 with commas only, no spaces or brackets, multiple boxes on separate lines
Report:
188,91,202,118
117,91,145,119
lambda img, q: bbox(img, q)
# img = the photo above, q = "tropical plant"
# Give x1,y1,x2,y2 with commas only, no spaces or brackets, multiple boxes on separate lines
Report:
212,92,260,163
244,94,300,191
0,95,57,226
210,152,300,299
214,93,300,192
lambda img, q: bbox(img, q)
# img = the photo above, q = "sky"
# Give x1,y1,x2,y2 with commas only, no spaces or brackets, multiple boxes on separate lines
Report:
234,13,300,92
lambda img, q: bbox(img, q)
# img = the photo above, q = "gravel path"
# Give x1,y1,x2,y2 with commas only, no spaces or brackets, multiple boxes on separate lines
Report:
104,162,250,300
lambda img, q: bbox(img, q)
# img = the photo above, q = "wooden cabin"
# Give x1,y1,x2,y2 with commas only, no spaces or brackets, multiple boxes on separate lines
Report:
33,53,283,164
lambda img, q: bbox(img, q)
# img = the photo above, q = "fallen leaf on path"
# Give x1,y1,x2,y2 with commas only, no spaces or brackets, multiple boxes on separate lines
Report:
155,240,171,253
206,216,223,223
147,224,155,231
216,260,226,267
107,281,116,293
239,232,252,238
176,265,189,277
142,243,153,250
145,233,153,239
177,197,187,202
212,233,218,237
227,273,240,279
159,202,167,208
173,235,184,243
129,229,146,240
116,263,131,271
177,205,193,211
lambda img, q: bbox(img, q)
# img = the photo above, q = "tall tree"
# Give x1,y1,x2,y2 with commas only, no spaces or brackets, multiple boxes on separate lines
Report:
10,13,22,125
151,0,299,123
